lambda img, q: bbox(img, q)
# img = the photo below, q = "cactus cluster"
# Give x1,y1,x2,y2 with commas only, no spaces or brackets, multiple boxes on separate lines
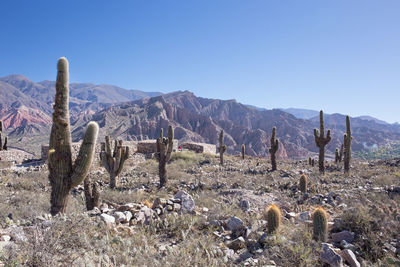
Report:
218,130,227,166
343,116,352,173
156,126,174,187
241,144,245,160
335,144,344,164
0,121,8,151
48,57,99,215
100,136,129,189
264,204,281,234
314,110,331,174
313,207,328,242
269,127,279,171
299,174,308,193
308,157,315,166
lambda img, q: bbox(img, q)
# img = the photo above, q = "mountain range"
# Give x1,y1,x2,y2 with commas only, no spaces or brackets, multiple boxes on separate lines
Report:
1,74,399,158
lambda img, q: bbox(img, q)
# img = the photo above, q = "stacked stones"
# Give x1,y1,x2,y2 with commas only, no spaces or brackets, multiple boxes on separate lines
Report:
152,197,182,215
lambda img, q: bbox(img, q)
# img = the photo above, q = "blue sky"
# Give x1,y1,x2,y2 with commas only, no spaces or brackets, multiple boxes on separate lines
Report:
1,1,399,123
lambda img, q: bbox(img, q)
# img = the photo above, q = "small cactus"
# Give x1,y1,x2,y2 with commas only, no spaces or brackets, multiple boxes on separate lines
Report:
241,144,245,160
100,136,129,189
299,174,308,193
313,207,328,242
0,121,7,151
312,158,315,167
308,156,312,166
269,127,279,171
84,175,99,211
156,126,174,187
264,204,281,234
343,116,352,173
314,110,331,174
335,148,340,164
218,130,227,166
48,57,99,215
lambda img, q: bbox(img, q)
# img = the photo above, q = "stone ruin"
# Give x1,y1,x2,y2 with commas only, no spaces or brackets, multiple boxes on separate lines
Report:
136,139,178,154
181,142,216,154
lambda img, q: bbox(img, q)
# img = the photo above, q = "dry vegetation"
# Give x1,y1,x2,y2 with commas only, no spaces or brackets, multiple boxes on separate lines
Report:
0,151,399,266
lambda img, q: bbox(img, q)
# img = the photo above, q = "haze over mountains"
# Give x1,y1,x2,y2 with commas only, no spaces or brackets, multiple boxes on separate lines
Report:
1,74,399,158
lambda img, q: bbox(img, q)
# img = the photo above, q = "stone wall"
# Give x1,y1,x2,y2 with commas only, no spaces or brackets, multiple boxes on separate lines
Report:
137,139,178,154
181,142,216,154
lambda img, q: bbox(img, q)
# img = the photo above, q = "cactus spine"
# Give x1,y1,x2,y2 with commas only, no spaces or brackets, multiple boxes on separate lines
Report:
156,126,174,187
313,207,328,242
0,121,7,151
314,110,331,174
269,127,279,171
100,136,129,189
264,204,281,234
241,144,245,160
218,130,226,166
343,116,352,173
299,174,307,193
84,175,99,211
48,57,99,215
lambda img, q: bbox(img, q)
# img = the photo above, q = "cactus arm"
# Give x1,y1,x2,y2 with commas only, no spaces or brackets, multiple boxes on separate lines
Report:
71,122,99,187
165,126,174,161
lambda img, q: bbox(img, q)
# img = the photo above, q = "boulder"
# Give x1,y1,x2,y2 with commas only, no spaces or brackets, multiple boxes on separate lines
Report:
174,190,195,213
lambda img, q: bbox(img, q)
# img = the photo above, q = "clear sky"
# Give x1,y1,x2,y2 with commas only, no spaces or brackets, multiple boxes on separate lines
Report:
1,0,399,123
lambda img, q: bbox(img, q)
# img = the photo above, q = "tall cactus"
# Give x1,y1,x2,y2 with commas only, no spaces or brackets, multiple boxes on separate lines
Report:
100,136,129,188
218,130,226,166
343,116,352,173
48,57,99,215
314,111,331,174
156,126,174,187
0,121,7,151
269,127,279,171
241,144,245,160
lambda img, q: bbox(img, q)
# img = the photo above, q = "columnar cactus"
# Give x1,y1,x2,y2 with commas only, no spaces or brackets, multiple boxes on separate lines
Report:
308,156,312,166
313,207,328,242
48,57,99,215
343,116,352,173
99,136,129,189
218,130,226,166
314,111,331,174
299,174,308,193
269,127,279,171
335,148,340,164
339,144,344,163
0,121,7,151
241,144,245,160
84,176,99,211
156,126,174,187
264,204,281,234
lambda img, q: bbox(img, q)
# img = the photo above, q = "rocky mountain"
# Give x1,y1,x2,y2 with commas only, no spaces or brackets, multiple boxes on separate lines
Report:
279,108,320,120
0,74,162,135
72,91,400,159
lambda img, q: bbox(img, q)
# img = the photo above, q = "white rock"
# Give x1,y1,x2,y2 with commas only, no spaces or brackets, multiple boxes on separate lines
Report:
100,213,116,225
341,249,360,267
320,243,343,267
0,235,11,242
174,190,195,213
113,212,126,223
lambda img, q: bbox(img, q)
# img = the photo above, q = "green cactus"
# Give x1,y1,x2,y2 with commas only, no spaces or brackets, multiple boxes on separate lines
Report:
218,130,227,166
344,116,352,173
241,144,245,160
156,126,174,187
264,204,281,234
269,127,279,171
299,174,308,193
100,136,129,188
339,144,344,163
308,156,312,166
314,110,331,174
48,57,99,215
0,121,7,151
313,207,328,242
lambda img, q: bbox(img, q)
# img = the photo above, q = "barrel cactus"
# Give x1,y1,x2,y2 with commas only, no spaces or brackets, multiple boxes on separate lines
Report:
264,204,281,234
313,207,328,242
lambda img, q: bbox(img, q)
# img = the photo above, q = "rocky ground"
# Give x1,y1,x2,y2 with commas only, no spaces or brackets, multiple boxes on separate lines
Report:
0,151,399,266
